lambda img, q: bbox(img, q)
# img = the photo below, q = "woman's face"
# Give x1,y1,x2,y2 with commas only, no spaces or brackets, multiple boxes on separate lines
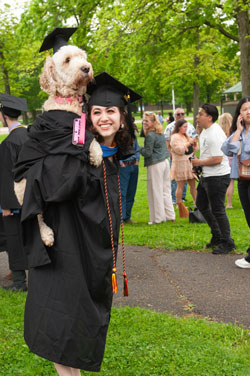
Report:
143,117,154,131
240,101,250,124
179,123,188,134
90,106,121,146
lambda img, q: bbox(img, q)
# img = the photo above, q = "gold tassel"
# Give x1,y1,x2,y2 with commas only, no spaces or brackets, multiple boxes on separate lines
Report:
112,268,118,293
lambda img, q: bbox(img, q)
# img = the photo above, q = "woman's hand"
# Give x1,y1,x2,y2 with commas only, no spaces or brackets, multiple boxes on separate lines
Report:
189,138,196,145
2,209,13,217
236,115,244,133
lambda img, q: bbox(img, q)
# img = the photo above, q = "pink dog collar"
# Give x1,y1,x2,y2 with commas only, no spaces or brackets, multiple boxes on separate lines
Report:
54,96,83,104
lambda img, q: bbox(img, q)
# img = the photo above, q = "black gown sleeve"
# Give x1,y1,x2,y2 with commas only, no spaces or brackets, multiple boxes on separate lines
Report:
20,154,87,268
0,140,21,209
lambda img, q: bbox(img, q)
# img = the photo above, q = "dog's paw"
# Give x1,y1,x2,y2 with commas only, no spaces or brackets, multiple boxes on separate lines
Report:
14,179,27,206
37,214,54,247
89,139,103,167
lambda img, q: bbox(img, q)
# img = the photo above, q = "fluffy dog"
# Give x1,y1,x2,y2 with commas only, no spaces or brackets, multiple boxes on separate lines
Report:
15,44,103,247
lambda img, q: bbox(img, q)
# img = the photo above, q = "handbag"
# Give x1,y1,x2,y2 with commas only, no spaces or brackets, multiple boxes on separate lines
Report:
238,156,250,180
189,207,206,223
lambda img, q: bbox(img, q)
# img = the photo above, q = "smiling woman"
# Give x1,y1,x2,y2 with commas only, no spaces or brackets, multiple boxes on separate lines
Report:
16,71,142,376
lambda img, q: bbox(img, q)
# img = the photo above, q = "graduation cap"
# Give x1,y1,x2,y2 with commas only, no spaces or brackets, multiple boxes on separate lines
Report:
39,27,77,54
87,72,141,107
0,93,27,118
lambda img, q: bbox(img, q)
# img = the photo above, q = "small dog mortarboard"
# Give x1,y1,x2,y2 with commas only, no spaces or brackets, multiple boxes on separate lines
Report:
39,27,77,54
87,72,142,137
0,93,27,118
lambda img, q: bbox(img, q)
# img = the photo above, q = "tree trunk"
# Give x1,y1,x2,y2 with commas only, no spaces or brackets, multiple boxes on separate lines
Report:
140,99,143,118
186,102,192,115
32,110,37,121
0,49,11,94
193,82,199,126
237,10,250,97
22,112,28,125
160,100,164,115
206,85,211,103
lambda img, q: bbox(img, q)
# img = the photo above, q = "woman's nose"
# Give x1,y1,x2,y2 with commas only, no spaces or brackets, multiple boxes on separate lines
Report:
100,112,108,120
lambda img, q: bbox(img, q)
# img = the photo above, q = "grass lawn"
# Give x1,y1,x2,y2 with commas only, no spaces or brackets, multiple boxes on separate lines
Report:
1,289,250,376
1,132,250,375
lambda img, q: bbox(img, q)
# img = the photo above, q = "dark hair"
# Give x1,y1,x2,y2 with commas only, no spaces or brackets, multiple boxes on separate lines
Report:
172,119,188,138
86,106,133,149
201,103,218,123
230,97,250,135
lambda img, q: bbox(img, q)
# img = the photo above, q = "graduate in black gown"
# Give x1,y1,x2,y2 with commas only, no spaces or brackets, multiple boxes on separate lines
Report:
14,72,141,375
0,93,28,291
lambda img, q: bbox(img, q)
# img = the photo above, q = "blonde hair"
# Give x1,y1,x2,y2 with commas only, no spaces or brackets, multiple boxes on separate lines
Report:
218,113,233,137
143,112,163,135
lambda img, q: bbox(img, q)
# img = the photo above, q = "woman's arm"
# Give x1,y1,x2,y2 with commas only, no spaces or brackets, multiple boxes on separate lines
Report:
139,133,155,158
231,114,244,143
221,134,240,156
170,134,189,155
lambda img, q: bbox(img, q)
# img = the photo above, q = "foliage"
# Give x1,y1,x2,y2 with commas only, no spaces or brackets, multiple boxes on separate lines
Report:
0,0,245,114
1,290,250,375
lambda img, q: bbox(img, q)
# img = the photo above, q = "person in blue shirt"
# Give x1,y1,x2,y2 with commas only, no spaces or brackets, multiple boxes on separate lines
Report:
222,97,250,268
120,132,140,223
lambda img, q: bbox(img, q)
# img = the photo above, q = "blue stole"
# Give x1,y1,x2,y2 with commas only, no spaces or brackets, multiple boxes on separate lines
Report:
101,144,118,157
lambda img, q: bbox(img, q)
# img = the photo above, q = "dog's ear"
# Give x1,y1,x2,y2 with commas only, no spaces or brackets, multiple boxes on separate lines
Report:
40,56,58,95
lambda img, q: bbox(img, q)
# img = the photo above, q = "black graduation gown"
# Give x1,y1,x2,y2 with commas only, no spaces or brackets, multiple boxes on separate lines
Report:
0,215,7,252
0,127,28,269
14,111,121,371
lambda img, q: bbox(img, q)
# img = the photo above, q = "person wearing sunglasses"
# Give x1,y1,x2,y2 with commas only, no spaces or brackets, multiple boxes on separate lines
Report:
164,108,198,204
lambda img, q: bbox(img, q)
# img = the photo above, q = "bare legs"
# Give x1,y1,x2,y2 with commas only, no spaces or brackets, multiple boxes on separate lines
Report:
54,363,81,376
226,179,234,208
176,180,186,204
176,179,196,204
188,178,197,204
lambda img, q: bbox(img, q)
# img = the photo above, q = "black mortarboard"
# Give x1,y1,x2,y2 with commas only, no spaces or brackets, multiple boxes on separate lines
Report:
0,93,27,118
39,27,77,54
87,72,142,107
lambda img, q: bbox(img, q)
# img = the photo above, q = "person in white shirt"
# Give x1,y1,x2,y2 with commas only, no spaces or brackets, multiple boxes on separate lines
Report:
192,103,235,254
164,108,197,204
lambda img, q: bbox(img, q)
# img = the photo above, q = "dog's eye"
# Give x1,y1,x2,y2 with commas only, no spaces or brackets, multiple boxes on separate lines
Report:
65,57,71,63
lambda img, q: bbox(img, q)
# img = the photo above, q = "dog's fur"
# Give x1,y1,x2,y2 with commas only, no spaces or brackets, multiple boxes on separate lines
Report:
15,44,103,247
41,45,93,115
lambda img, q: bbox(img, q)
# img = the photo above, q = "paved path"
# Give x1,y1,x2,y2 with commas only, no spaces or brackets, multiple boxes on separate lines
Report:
1,246,250,328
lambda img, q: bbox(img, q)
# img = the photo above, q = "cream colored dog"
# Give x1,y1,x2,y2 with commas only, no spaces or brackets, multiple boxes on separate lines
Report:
15,45,103,247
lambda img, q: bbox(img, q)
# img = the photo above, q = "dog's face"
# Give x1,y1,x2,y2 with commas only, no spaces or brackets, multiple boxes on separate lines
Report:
40,45,93,97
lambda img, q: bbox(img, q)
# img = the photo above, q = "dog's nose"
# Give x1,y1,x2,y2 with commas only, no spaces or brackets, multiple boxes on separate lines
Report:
81,67,90,74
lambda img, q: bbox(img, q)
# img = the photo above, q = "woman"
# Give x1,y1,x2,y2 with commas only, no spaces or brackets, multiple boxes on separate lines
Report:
14,72,140,375
170,119,198,217
140,111,175,225
221,97,250,268
218,113,234,209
